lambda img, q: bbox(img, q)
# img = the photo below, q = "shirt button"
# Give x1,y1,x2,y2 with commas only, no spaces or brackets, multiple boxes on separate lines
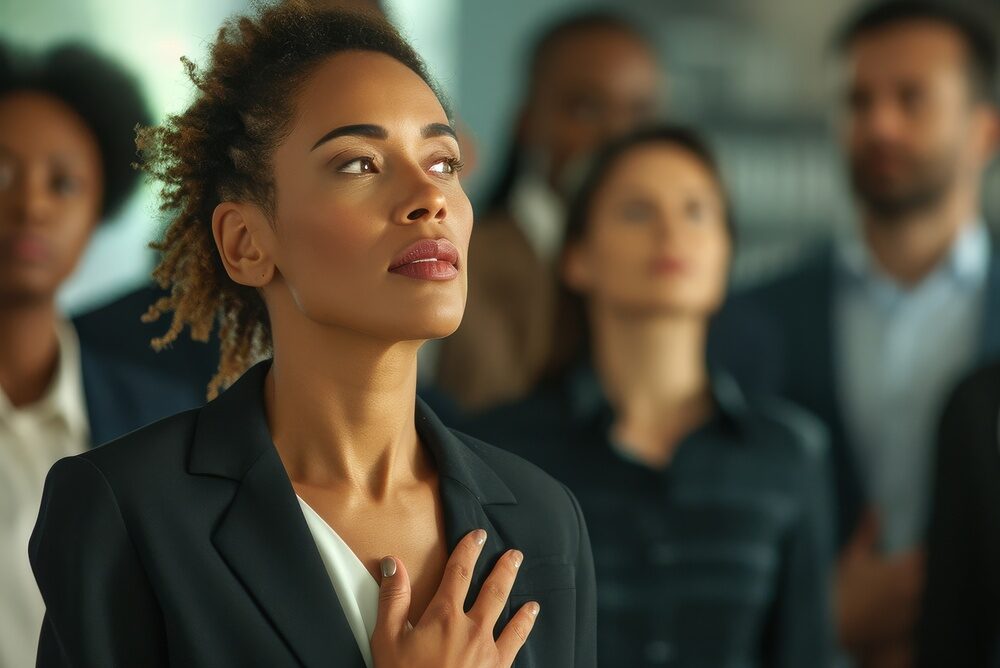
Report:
644,640,674,664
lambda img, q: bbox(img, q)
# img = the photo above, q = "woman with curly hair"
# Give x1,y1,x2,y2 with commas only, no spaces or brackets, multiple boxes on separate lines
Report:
28,3,596,667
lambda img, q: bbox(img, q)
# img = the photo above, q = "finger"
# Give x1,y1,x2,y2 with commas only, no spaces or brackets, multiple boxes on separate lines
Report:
469,549,523,628
429,529,487,611
374,556,412,640
496,601,540,667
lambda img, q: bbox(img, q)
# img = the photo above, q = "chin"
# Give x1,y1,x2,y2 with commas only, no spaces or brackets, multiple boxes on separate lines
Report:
388,305,466,342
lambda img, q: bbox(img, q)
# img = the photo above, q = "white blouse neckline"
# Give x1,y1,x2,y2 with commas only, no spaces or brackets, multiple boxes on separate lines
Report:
296,495,380,668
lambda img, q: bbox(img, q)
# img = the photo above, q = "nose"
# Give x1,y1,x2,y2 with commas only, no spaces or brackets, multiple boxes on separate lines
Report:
857,96,907,144
393,168,448,226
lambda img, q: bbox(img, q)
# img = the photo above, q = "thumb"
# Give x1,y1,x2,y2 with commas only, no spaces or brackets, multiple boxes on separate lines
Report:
374,556,412,640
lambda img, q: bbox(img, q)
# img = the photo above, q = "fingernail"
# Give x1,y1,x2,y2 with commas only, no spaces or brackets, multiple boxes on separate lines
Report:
380,556,397,578
511,550,523,568
528,602,540,616
473,529,487,546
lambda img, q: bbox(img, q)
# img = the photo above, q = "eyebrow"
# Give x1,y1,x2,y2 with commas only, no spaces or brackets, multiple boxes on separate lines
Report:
310,122,458,151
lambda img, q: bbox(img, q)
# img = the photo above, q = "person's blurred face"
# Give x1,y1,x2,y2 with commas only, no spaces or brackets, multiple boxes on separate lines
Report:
229,51,473,344
0,92,102,306
521,27,663,194
841,21,997,221
564,143,731,320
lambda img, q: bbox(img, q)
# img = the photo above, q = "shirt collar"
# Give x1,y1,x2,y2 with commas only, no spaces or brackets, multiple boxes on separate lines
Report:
837,218,990,292
566,361,749,437
507,172,566,263
0,319,88,436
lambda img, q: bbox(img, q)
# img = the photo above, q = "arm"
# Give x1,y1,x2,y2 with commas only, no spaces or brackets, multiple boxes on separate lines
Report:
763,416,836,668
29,457,168,667
561,483,597,668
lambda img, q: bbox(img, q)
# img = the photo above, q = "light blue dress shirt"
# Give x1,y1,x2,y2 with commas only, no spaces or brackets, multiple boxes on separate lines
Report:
835,221,990,553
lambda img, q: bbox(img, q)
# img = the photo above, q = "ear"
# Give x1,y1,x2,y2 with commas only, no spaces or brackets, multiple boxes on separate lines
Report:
561,242,593,295
211,201,276,288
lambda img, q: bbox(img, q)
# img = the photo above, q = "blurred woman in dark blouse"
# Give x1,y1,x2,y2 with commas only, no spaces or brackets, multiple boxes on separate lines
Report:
466,125,836,667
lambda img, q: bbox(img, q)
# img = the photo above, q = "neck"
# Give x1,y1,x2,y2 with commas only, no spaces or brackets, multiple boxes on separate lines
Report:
0,298,60,407
862,186,978,286
265,316,427,500
591,306,712,436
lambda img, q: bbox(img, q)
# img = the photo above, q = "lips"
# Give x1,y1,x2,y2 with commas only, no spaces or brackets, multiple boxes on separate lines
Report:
1,233,51,263
389,238,460,281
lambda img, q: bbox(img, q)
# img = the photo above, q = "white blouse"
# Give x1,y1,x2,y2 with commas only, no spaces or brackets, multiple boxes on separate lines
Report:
297,496,379,668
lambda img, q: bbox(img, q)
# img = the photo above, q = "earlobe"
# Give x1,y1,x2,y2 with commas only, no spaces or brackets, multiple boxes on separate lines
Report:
211,202,275,288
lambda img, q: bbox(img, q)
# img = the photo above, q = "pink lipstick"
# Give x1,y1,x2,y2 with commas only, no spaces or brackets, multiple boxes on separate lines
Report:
389,238,460,281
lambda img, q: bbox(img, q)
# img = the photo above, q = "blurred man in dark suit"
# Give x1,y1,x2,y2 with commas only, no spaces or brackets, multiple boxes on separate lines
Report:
711,2,999,665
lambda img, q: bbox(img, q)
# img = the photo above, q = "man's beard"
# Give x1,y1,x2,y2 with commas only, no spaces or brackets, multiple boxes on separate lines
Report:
849,143,958,223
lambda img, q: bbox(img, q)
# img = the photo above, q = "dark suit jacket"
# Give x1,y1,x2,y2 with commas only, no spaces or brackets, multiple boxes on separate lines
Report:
29,361,597,668
709,243,1000,547
917,363,1000,667
73,285,219,446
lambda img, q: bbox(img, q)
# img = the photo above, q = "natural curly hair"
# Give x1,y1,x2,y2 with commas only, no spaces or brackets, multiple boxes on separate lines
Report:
137,0,442,398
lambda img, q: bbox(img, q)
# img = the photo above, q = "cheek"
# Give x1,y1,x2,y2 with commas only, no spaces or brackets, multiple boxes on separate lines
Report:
54,200,98,274
276,205,379,303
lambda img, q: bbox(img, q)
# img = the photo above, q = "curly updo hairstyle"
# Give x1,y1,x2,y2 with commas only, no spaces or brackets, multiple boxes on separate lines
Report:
137,0,443,398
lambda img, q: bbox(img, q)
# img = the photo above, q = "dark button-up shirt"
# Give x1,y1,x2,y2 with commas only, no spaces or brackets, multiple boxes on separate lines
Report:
466,365,835,667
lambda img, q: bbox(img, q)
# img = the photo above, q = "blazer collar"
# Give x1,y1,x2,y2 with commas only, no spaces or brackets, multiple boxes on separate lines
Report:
188,360,517,666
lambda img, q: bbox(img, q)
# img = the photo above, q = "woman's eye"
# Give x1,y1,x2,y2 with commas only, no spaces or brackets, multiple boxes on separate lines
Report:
620,201,654,222
429,157,463,175
51,172,80,196
684,197,718,224
338,157,378,174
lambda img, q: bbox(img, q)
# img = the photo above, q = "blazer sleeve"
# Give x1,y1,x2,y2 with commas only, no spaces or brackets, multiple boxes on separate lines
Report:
561,483,597,668
762,416,836,668
29,456,168,667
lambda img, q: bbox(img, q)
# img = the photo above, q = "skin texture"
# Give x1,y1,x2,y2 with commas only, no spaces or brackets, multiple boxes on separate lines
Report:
0,92,102,407
518,26,663,194
835,20,999,668
211,51,536,666
564,144,729,468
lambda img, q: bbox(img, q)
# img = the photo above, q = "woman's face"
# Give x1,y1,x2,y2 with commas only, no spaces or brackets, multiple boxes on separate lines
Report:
0,92,102,305
246,51,473,344
564,143,731,319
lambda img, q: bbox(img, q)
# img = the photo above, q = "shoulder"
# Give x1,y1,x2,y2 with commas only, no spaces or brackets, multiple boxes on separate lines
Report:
942,361,1000,422
733,243,834,308
74,409,201,494
733,395,831,503
744,395,829,461
450,428,585,549
935,362,1000,465
453,429,577,508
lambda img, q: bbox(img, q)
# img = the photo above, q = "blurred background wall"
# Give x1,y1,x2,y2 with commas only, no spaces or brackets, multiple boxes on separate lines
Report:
2,0,997,312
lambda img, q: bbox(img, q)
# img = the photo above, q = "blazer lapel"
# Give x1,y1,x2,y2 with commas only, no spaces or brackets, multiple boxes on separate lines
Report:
189,362,363,668
416,399,518,629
